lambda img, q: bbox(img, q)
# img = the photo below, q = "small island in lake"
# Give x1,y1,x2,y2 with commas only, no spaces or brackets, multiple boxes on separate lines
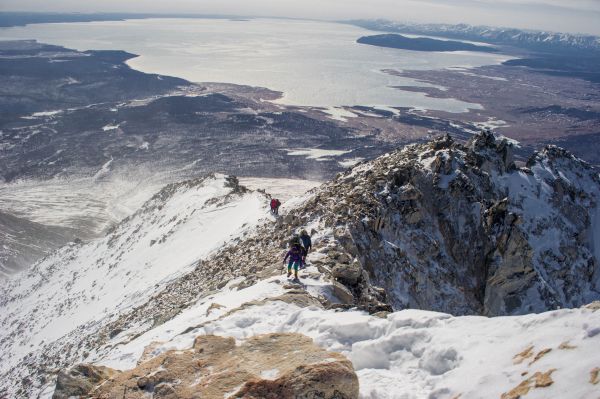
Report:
357,33,498,53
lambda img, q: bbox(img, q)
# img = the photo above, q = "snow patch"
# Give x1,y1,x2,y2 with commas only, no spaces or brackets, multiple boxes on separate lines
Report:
21,110,63,119
494,133,521,148
93,158,113,180
102,123,121,132
339,158,365,168
321,107,358,122
260,368,280,380
285,148,352,161
474,117,508,131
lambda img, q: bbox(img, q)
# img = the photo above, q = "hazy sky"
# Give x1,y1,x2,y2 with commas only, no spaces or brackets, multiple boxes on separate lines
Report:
2,0,600,35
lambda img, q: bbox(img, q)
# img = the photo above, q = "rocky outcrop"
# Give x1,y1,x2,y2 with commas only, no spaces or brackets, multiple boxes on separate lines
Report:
307,235,392,313
285,131,600,316
53,364,117,399
54,333,359,399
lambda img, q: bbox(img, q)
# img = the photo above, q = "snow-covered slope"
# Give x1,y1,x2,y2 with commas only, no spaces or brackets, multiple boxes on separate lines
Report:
0,174,269,396
0,171,172,276
89,275,600,399
0,211,79,277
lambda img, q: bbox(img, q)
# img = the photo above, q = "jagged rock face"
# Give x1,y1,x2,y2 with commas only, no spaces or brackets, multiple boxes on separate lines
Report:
289,132,600,316
54,333,359,399
482,144,600,314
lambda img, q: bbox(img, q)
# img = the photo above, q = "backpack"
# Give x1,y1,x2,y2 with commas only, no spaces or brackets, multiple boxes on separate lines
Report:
300,234,311,249
289,235,301,247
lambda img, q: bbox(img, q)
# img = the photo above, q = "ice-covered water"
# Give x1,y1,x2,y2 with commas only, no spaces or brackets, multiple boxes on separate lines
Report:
0,18,512,112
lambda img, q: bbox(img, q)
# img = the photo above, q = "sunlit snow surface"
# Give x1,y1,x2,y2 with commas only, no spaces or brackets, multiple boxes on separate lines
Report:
0,175,269,375
93,266,600,399
286,148,352,160
0,18,512,112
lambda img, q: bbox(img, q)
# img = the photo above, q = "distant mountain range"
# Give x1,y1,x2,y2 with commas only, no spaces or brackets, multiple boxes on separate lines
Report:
348,19,600,55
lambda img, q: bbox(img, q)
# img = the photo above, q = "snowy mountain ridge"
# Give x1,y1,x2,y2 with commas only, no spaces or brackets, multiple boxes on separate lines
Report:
1,133,599,398
0,174,269,396
348,19,600,53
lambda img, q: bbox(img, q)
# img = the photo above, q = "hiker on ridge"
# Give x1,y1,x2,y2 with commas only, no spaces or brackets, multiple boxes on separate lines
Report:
299,229,312,265
270,198,281,216
284,242,303,279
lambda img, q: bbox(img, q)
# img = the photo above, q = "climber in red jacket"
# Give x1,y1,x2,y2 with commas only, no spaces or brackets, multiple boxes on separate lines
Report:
270,198,281,216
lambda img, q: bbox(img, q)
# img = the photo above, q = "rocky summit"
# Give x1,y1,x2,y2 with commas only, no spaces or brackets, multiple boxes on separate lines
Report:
285,131,600,316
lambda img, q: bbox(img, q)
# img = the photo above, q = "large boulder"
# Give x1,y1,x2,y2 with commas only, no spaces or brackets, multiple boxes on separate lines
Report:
332,260,362,285
58,333,359,399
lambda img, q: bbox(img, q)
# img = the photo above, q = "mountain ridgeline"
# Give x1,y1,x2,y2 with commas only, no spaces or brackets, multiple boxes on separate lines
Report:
350,20,600,83
349,19,600,55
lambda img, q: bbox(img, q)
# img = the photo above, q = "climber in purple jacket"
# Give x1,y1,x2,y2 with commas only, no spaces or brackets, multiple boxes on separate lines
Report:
284,243,304,279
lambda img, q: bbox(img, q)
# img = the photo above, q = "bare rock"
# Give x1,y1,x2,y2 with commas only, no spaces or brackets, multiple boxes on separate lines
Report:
399,184,422,201
332,260,362,286
233,359,359,399
52,364,118,399
331,281,355,304
74,333,358,399
584,301,600,311
272,291,324,308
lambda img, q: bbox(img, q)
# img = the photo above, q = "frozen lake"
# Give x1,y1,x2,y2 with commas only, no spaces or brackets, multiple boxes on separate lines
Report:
0,18,511,112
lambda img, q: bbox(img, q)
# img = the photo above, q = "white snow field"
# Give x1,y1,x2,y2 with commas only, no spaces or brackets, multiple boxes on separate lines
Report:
0,175,270,376
92,265,600,399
